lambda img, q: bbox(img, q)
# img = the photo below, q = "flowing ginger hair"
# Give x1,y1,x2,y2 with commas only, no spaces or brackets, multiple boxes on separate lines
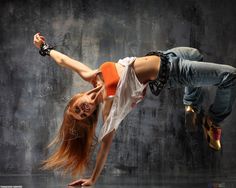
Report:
42,93,100,176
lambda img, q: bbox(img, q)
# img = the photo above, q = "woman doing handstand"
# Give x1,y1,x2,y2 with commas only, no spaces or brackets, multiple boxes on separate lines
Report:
33,33,236,186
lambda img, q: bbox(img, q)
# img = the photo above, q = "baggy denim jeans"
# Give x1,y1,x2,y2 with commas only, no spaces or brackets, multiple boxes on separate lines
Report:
163,47,236,124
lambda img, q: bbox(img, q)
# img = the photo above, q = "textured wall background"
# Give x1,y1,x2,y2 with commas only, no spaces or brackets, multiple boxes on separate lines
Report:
0,0,236,176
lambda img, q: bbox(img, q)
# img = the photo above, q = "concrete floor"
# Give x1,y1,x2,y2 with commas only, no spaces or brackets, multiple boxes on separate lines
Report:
0,172,236,188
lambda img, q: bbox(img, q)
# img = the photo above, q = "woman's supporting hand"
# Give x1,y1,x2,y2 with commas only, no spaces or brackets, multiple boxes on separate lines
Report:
68,178,94,187
33,33,45,49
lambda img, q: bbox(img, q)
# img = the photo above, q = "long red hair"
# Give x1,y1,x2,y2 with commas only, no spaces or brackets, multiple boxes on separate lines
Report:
42,93,99,176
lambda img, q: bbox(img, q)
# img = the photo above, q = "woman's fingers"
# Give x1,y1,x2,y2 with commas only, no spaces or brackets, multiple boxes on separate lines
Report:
81,181,90,186
40,36,45,41
33,33,46,48
40,36,45,43
68,178,93,186
68,179,83,186
36,34,40,41
33,34,38,42
33,35,40,48
33,35,39,47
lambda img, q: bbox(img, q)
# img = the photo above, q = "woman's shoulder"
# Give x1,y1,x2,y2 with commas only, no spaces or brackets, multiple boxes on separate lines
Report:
90,69,104,87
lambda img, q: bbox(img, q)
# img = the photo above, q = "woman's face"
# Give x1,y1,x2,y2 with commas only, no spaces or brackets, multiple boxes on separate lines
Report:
69,85,103,120
70,94,97,120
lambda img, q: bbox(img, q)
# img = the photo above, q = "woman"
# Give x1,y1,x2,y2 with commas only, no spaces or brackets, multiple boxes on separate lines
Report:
33,33,236,186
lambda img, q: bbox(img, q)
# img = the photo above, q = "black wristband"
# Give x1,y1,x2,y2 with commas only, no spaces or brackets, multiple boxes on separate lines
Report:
39,43,54,56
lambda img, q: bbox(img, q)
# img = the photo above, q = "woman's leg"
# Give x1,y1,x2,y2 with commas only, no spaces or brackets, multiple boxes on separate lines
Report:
173,59,236,123
167,56,236,150
165,47,204,112
165,47,203,61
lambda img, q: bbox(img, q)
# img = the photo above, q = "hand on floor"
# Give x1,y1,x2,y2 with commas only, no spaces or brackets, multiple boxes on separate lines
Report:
68,178,94,187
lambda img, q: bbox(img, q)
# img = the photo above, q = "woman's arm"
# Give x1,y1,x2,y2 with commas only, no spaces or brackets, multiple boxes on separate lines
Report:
33,33,97,82
49,50,98,82
91,130,115,182
68,130,115,186
68,99,115,186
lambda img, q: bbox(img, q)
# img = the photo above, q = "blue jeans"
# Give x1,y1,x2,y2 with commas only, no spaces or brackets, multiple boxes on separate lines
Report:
163,47,236,124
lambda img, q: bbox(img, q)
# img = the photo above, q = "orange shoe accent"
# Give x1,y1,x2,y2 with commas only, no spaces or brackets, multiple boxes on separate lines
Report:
185,105,197,131
100,62,120,97
185,105,204,132
202,117,222,151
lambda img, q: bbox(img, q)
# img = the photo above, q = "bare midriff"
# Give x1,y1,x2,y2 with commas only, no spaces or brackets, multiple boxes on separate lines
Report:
115,55,161,84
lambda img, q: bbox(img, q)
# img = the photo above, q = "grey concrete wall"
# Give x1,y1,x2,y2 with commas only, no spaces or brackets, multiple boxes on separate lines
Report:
0,0,236,176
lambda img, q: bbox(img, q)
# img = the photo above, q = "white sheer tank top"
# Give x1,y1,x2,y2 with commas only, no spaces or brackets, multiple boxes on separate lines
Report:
98,57,147,141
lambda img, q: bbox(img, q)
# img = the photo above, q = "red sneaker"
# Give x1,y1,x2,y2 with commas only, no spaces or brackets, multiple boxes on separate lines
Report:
202,117,222,151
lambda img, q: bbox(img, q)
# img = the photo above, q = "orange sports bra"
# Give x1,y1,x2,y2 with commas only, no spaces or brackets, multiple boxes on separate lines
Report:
100,62,120,97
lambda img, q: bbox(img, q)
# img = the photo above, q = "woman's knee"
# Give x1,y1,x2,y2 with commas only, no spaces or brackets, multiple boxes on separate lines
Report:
219,65,236,88
167,47,203,61
191,48,203,61
185,47,203,61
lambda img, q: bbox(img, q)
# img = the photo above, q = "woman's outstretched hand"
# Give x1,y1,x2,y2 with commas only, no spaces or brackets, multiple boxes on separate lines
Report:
33,33,45,49
68,178,94,187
